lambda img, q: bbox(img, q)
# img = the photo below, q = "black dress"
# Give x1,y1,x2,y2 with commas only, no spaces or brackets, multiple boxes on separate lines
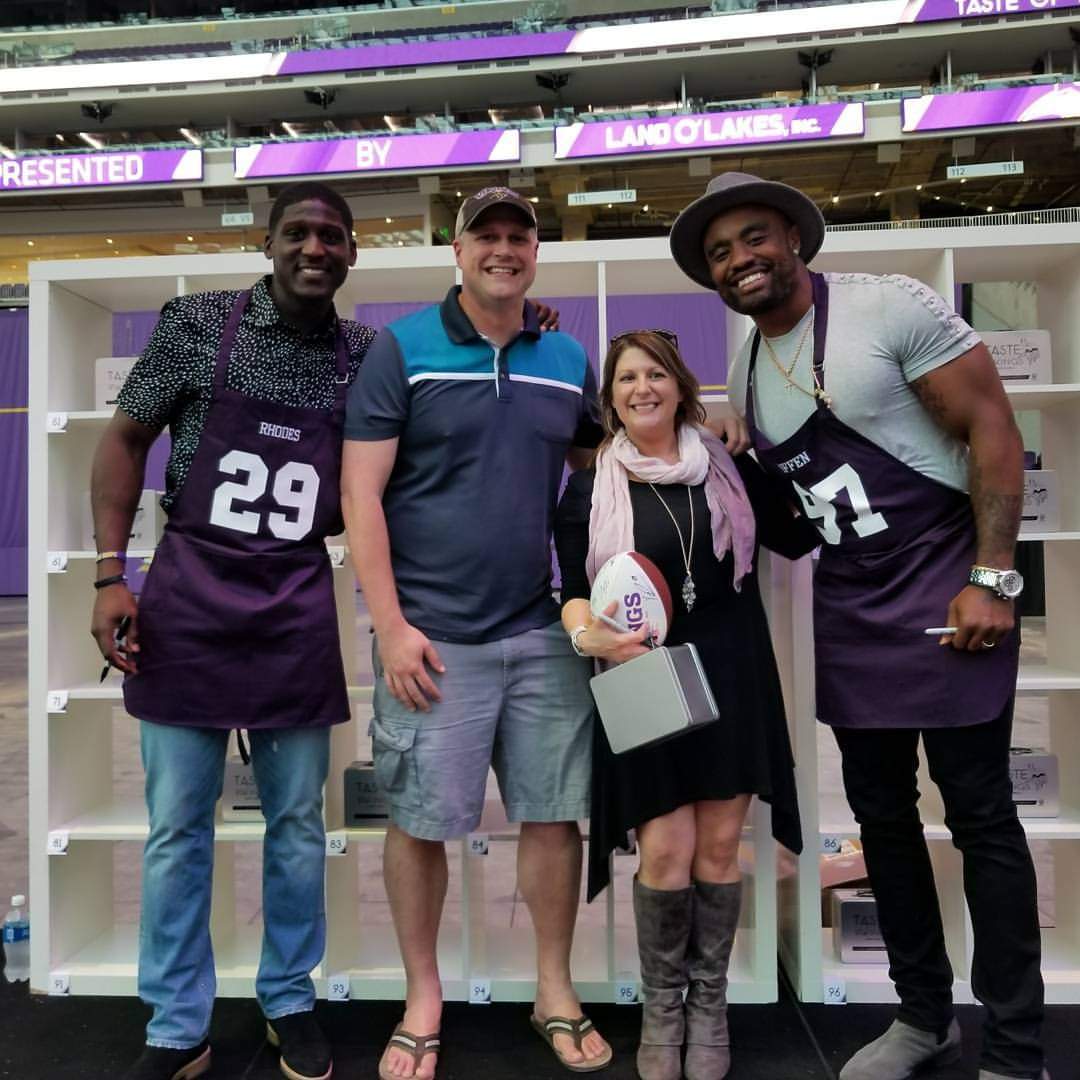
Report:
554,455,816,900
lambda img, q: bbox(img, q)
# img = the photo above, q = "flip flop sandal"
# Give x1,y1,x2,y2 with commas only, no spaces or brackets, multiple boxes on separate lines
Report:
378,1024,441,1080
529,1014,614,1073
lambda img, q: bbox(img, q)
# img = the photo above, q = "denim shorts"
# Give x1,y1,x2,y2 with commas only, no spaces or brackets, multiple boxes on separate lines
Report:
370,621,594,840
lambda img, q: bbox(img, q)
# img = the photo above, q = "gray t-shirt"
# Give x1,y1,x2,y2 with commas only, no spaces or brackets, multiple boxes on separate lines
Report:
728,272,981,492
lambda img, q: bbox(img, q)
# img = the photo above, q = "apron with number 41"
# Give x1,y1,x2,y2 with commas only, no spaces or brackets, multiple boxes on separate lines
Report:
746,272,1017,729
124,289,351,730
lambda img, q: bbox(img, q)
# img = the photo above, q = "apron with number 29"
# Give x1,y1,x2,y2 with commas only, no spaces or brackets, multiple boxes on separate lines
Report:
124,289,351,730
746,272,1017,729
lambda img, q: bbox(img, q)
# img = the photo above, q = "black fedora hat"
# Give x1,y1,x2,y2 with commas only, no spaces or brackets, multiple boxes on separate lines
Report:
669,171,825,290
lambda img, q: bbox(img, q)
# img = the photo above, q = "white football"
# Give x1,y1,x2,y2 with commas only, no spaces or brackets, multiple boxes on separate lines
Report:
590,551,673,645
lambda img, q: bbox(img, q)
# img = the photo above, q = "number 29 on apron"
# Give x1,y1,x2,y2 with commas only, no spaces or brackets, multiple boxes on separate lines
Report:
124,289,352,731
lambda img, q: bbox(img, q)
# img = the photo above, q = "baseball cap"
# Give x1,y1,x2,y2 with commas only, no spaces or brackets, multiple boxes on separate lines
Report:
455,187,537,237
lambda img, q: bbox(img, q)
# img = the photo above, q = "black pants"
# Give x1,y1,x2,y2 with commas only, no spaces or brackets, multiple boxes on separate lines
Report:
832,702,1045,1077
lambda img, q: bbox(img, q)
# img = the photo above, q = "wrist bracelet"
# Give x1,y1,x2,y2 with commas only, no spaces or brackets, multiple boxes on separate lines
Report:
95,551,126,564
94,574,128,590
569,624,589,657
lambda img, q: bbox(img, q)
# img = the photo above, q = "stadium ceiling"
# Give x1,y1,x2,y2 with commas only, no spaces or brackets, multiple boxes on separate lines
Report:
0,4,1077,244
0,0,688,45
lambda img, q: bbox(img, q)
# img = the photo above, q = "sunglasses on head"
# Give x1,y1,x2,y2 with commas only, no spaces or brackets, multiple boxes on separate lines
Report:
610,328,680,350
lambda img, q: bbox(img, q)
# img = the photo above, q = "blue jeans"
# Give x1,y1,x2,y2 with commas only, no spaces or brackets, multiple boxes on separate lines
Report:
139,720,330,1049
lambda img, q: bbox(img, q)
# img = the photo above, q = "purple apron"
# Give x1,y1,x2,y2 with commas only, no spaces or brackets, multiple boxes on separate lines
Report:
124,289,351,729
746,272,1018,728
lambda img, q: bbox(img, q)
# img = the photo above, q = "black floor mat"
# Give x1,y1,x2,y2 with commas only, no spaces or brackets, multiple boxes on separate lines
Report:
0,974,1073,1079
798,999,1072,1080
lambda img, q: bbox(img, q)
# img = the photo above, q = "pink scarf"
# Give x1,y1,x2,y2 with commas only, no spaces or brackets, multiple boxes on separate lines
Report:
585,424,756,592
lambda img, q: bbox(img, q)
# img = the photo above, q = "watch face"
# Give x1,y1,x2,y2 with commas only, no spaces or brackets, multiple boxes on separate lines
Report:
999,569,1024,598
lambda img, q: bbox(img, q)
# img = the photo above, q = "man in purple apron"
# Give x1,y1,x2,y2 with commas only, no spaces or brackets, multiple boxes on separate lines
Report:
669,173,1049,1080
90,182,370,1080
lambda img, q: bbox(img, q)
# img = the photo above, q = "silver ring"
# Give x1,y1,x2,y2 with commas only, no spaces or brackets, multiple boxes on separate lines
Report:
981,639,996,649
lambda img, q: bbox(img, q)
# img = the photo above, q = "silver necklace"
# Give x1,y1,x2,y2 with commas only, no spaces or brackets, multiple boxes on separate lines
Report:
648,483,696,612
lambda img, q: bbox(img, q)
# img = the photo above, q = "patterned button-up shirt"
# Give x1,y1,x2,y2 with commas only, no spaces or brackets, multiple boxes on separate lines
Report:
117,274,375,507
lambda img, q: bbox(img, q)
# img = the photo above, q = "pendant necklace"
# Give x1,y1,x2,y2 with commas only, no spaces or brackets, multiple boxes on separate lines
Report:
648,483,696,612
760,310,832,407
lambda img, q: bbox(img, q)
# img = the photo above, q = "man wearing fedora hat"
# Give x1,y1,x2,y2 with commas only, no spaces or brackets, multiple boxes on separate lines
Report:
670,172,1049,1080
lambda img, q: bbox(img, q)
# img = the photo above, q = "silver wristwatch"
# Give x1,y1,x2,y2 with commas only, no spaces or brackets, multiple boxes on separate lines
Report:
969,565,1024,600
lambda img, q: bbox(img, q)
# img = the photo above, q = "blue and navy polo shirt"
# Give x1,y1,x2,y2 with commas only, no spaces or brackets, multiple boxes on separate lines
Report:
345,285,602,644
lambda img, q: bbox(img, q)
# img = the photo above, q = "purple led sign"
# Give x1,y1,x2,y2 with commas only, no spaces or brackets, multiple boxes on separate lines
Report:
908,0,1080,21
276,30,576,77
235,129,520,179
554,103,864,160
0,148,202,192
903,82,1080,132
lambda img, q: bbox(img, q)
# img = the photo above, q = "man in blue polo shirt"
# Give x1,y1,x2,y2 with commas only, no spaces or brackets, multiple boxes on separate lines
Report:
341,188,612,1078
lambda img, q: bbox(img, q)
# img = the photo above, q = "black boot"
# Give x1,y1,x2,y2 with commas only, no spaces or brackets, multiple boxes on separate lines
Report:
684,880,741,1080
633,877,693,1080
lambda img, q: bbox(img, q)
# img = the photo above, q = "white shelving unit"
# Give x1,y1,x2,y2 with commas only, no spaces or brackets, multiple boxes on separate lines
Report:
776,223,1080,1007
34,229,1077,1007
27,242,782,1004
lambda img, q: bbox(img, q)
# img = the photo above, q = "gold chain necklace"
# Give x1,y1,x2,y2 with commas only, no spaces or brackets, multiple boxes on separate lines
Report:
760,312,832,408
648,484,696,612
762,310,814,381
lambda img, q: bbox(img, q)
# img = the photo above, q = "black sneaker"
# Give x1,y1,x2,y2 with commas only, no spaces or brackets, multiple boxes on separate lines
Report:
266,1011,333,1080
121,1042,211,1080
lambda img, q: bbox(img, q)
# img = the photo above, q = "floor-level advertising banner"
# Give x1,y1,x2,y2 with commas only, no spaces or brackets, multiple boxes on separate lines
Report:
903,82,1080,132
0,148,202,192
234,130,520,180
554,103,864,161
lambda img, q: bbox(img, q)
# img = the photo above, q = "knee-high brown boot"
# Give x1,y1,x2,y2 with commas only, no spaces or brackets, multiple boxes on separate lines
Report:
684,879,741,1080
633,877,693,1080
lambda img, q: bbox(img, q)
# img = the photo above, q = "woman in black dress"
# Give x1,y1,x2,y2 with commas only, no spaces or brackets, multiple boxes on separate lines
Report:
554,331,814,1080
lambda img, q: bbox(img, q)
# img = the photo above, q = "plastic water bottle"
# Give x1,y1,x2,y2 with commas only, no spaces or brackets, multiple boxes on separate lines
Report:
2,894,29,983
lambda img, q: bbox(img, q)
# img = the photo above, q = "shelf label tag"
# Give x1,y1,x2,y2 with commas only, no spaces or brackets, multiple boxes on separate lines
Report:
326,972,350,1001
47,830,70,855
467,833,489,856
46,411,69,433
46,551,69,574
48,970,71,996
823,977,847,1005
326,545,346,567
325,832,348,857
614,978,638,1004
46,690,69,713
820,834,843,855
469,976,491,1004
